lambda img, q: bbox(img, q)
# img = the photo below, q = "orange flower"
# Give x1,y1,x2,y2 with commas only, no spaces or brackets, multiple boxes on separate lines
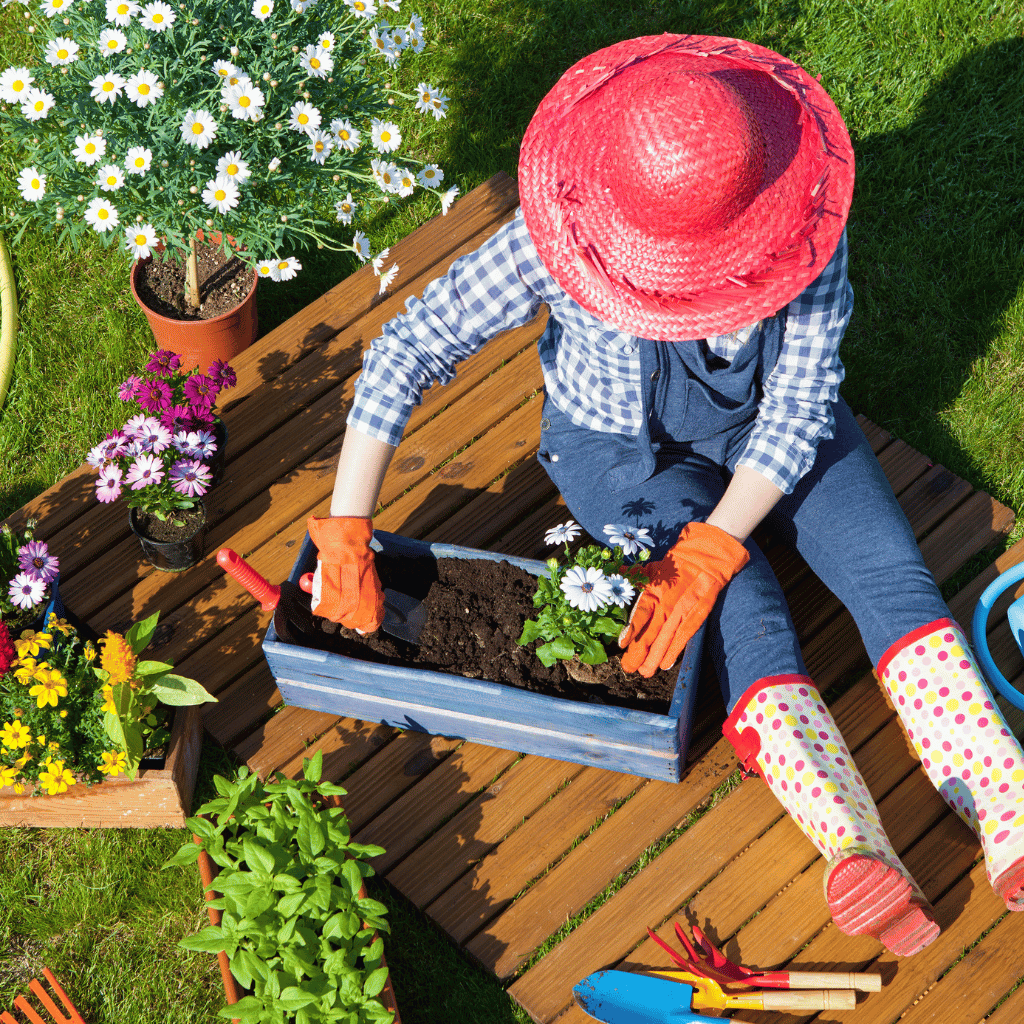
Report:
100,631,137,686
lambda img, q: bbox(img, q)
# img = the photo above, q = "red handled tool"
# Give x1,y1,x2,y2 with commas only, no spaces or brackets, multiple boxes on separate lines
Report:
2,969,86,1024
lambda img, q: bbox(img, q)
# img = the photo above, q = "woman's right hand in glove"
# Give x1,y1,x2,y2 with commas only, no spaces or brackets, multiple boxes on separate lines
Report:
306,515,384,632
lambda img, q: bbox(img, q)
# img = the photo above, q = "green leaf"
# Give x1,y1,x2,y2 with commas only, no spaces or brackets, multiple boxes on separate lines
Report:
363,937,384,963
178,927,228,954
125,612,159,655
149,672,218,706
277,891,307,917
244,888,276,919
363,966,389,999
242,838,276,875
579,637,608,665
593,615,624,637
161,842,202,870
230,948,254,990
217,995,263,1022
279,988,318,1011
341,858,363,898
517,619,544,645
302,749,324,783
134,659,175,676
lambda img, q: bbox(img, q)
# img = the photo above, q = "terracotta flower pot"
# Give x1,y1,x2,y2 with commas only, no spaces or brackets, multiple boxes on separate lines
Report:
130,256,258,371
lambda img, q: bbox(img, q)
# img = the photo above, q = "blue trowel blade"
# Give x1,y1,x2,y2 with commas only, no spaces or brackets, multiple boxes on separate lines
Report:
573,971,712,1024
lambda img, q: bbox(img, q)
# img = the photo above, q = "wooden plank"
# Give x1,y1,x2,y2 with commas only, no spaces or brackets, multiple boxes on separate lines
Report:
203,660,279,748
983,974,1024,1024
234,705,340,778
897,463,974,539
876,438,933,496
429,768,644,948
918,491,1015,585
387,756,585,909
273,717,394,783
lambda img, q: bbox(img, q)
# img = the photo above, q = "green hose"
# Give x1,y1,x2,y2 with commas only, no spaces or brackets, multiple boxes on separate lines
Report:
0,231,17,412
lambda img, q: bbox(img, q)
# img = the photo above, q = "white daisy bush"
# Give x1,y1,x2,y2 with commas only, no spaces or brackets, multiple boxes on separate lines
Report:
517,521,652,669
0,0,455,304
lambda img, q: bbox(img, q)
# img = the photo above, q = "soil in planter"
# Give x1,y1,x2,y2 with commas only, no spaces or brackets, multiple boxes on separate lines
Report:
294,554,681,715
133,506,206,542
135,241,252,321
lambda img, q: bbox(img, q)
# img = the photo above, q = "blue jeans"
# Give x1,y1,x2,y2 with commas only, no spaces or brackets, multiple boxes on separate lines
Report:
537,396,950,710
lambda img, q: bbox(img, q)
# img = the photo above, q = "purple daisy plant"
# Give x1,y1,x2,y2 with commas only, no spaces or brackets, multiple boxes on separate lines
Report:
17,540,59,584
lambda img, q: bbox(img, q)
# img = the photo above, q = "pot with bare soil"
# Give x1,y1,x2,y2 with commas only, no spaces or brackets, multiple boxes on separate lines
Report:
261,531,705,782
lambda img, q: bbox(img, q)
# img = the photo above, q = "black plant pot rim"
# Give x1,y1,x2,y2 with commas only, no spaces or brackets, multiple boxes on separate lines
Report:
129,505,207,572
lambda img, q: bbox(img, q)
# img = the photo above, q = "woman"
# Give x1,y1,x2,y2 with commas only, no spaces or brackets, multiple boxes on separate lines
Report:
307,33,1024,955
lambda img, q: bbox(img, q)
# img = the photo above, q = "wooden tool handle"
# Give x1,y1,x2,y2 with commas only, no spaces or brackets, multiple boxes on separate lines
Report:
216,548,280,611
760,990,857,1011
786,971,882,992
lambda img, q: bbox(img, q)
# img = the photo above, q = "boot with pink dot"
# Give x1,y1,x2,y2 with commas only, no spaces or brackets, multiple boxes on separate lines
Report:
723,674,939,956
878,618,1024,911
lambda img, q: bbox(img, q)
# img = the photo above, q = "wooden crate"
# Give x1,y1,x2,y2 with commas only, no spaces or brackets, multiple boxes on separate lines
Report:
0,704,203,828
261,532,702,782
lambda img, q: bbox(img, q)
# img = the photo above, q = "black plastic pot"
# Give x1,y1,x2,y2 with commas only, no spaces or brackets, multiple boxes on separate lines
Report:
129,505,207,572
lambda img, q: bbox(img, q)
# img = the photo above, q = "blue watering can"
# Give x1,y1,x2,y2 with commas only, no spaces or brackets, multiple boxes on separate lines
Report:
971,563,1024,711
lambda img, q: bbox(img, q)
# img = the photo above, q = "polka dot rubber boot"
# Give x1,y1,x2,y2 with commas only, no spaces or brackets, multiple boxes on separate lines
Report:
723,674,939,956
878,618,1024,911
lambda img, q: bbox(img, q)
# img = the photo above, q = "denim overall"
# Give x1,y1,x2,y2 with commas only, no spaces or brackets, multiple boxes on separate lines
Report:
537,318,949,710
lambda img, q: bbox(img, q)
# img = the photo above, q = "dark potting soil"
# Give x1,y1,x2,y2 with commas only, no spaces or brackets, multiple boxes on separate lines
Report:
133,506,206,542
135,241,252,321
300,555,680,714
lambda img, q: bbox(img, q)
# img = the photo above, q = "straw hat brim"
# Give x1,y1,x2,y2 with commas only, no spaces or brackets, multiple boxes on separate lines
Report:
518,34,855,340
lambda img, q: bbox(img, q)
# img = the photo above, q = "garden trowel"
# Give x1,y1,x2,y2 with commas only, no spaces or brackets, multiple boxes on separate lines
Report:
216,548,427,643
573,970,856,1024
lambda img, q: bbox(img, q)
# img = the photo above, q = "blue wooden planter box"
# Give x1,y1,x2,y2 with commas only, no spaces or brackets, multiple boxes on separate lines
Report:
262,531,703,782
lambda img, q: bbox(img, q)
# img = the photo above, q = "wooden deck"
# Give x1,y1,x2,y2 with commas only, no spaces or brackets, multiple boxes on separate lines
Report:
9,172,1024,1024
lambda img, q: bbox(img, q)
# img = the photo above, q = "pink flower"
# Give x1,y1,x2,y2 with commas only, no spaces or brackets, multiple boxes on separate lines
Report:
184,374,220,408
8,573,45,610
161,404,195,433
169,458,211,497
118,375,143,400
208,359,237,388
95,464,123,503
146,350,182,377
137,420,173,454
124,414,161,438
18,541,59,584
87,432,130,466
125,453,164,490
135,378,173,412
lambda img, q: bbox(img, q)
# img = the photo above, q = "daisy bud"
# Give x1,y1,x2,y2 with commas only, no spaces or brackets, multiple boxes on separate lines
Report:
55,211,63,220
62,16,69,23
388,97,395,105
270,80,278,87
270,33,277,40
332,175,339,182
77,194,84,201
161,160,169,167
281,214,287,222
263,72,270,81
127,47,133,54
144,43,150,49
28,25,35,33
189,186,198,193
192,17,199,24
292,45,299,52
136,214,143,221
178,199,184,205
205,219,213,226
230,46,239,56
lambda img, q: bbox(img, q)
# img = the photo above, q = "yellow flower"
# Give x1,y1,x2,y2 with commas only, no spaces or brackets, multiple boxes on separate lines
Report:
16,631,51,658
36,734,45,745
83,642,97,662
98,750,127,776
13,783,25,795
0,720,32,749
101,684,116,715
13,659,37,685
59,710,68,719
100,631,137,686
15,753,31,768
29,668,68,709
0,764,18,788
38,759,75,796
47,614,73,636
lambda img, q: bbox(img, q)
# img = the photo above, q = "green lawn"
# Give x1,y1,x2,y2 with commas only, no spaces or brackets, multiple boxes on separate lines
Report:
2,1,1023,1022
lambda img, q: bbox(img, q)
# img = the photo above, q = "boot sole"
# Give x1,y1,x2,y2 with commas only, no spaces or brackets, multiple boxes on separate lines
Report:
993,856,1024,911
826,853,939,956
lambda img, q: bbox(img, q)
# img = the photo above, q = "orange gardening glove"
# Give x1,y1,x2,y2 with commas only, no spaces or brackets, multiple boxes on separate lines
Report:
619,521,750,678
306,515,385,632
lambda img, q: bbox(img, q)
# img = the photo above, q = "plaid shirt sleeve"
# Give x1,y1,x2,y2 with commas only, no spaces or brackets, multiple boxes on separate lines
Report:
735,229,853,493
347,214,546,446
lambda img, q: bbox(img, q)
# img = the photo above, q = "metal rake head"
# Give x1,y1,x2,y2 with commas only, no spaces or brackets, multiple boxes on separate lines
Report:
1,969,86,1024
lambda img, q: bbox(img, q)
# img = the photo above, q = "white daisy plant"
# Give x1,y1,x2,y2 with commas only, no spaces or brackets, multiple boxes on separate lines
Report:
517,520,651,668
0,0,457,308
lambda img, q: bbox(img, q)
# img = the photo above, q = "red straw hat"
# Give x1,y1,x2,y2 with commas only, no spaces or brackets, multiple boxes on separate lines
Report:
518,34,855,340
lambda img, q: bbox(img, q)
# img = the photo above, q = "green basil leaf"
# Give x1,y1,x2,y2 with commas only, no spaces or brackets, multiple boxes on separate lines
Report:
363,966,389,999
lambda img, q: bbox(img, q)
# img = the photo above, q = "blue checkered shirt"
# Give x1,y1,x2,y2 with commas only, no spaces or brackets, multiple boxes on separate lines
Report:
349,209,852,494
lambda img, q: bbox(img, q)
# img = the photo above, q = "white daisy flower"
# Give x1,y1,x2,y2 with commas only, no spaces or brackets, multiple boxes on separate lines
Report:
370,119,401,154
21,87,55,121
97,163,125,191
368,26,399,64
545,520,581,546
602,524,654,557
381,0,401,9
251,0,273,19
90,71,126,104
440,185,460,215
330,118,359,151
255,259,278,281
72,132,106,165
105,0,138,25
405,14,424,52
202,175,240,215
17,167,45,201
414,83,449,121
605,574,636,608
139,0,174,30
125,68,163,107
307,129,332,164
223,71,253,91
40,0,72,17
44,36,79,65
560,565,613,612
223,81,264,121
288,100,321,135
124,222,158,259
216,151,250,182
0,67,33,103
299,44,333,78
334,193,355,224
416,164,443,188
345,0,374,17
318,31,335,50
274,256,301,281
212,59,237,79
371,248,390,274
390,27,410,50
371,157,400,193
181,109,218,149
394,167,415,197
352,231,370,262
377,263,398,294
268,156,281,172
290,0,312,11
99,27,127,54
124,145,152,175
84,196,120,232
